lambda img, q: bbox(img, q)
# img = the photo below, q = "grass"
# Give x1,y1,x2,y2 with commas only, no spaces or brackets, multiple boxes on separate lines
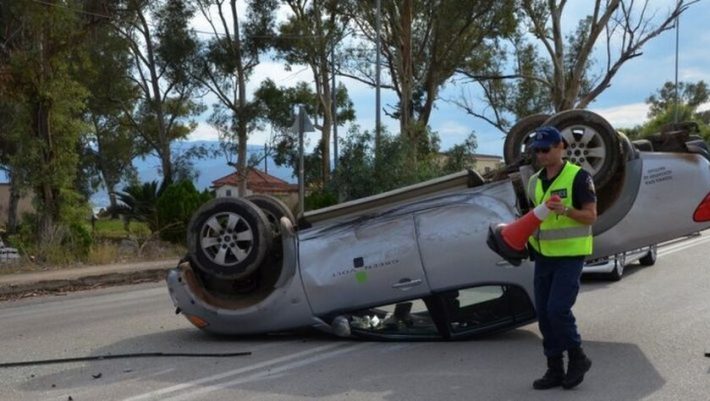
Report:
0,218,184,274
91,218,151,240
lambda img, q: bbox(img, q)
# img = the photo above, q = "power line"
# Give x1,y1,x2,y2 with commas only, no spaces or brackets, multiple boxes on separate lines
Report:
31,0,115,20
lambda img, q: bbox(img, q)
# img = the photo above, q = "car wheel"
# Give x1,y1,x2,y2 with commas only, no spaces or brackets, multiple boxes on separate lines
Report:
245,194,295,239
542,110,622,190
639,245,657,266
503,114,550,167
187,197,272,280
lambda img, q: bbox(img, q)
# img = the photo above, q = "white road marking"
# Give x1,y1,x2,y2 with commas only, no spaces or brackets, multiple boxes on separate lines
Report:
122,342,347,401
160,342,374,401
658,233,710,257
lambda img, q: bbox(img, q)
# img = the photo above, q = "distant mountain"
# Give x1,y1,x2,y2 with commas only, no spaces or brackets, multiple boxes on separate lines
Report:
1,141,296,210
91,141,295,209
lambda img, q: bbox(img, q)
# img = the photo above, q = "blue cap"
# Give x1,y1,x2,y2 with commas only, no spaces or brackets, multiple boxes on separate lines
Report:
530,126,562,149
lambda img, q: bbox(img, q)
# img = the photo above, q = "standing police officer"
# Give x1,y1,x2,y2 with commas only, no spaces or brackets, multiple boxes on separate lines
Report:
527,126,597,390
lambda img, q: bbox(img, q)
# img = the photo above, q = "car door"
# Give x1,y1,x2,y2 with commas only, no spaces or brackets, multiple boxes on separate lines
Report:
298,213,431,316
414,181,535,297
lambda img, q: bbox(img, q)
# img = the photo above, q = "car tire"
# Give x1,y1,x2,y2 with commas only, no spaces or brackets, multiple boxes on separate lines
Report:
639,245,657,266
187,197,272,280
245,194,296,239
607,253,625,281
542,110,622,190
245,194,295,274
503,114,551,167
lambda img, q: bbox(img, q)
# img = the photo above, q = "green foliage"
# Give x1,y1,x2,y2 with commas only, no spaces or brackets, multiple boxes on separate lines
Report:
441,133,479,174
93,219,151,240
6,214,93,265
156,181,213,243
638,105,710,141
627,81,710,142
330,126,477,202
113,181,162,232
647,81,709,118
304,191,338,211
252,79,356,182
343,0,517,128
116,0,204,185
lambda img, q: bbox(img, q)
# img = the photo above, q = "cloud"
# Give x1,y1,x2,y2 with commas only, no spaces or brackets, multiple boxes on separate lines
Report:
189,122,218,141
188,121,273,144
591,103,649,128
680,67,710,82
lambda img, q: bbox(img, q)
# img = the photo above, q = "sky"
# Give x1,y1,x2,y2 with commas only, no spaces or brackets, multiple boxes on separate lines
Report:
187,0,710,157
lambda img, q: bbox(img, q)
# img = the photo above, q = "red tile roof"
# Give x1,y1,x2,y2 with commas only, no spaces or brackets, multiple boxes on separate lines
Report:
211,168,298,193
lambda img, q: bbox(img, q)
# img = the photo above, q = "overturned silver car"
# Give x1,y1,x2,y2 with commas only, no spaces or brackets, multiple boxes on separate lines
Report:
166,110,710,340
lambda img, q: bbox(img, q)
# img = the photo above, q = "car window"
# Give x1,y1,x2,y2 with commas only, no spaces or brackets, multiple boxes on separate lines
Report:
348,299,440,338
440,285,535,335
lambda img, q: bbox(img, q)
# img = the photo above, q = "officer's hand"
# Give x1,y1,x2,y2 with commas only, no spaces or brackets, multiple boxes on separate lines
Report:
545,199,566,214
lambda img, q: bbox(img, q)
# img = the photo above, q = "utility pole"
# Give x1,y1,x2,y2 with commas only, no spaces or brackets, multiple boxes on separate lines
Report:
375,0,382,156
673,0,681,124
331,46,338,170
298,106,305,217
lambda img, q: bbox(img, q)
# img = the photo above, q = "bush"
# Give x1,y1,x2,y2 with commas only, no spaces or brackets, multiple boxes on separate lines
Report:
156,181,213,243
304,190,338,211
330,126,476,202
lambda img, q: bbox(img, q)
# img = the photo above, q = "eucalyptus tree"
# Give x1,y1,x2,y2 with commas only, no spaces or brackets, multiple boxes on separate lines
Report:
190,0,278,196
115,0,203,188
457,0,700,131
635,80,710,140
0,0,93,243
79,22,143,216
272,0,352,185
251,78,355,186
342,0,515,162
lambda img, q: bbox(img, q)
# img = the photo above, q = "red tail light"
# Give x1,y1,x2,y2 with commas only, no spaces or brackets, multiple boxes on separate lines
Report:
694,192,710,222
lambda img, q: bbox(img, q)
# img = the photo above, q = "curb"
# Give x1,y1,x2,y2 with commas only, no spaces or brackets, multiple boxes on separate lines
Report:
0,266,174,300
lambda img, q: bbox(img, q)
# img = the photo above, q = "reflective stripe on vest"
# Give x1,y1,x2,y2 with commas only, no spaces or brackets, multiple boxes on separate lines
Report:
528,162,593,257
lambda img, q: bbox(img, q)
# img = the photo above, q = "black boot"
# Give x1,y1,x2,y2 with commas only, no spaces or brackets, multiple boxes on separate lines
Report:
533,356,565,390
563,347,592,389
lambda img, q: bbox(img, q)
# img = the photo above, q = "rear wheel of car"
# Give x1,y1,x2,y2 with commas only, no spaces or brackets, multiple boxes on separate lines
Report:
187,197,272,280
542,110,622,190
503,114,550,167
244,195,295,285
607,253,625,281
639,245,657,266
245,194,295,239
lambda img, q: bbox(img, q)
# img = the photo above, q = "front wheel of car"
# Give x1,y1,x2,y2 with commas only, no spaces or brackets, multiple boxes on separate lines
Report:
187,197,273,280
639,245,657,266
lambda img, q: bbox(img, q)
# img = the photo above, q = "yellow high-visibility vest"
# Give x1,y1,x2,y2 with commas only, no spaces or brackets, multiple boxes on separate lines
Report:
527,162,593,257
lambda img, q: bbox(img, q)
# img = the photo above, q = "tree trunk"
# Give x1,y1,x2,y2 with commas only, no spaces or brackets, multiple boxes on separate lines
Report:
34,101,57,245
7,169,21,234
159,144,172,191
140,11,171,185
319,55,333,186
232,0,248,197
108,189,118,219
400,0,414,161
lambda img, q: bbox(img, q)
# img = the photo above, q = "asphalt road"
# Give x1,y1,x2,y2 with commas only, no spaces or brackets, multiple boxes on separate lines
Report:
1,232,709,401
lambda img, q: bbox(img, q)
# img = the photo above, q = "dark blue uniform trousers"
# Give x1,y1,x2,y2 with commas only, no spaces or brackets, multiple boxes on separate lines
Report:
534,255,584,357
